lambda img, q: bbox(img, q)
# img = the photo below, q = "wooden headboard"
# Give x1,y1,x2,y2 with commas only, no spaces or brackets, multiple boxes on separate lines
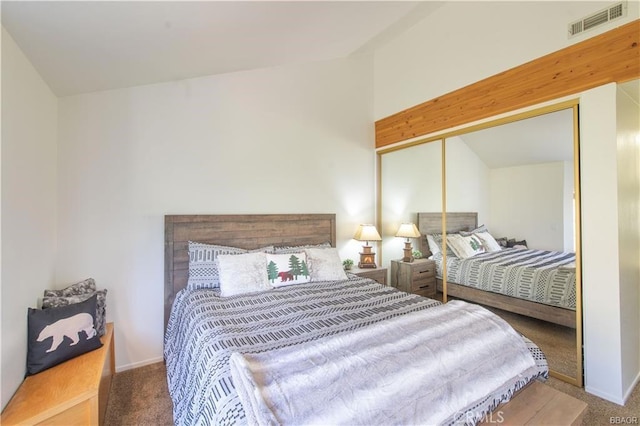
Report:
164,214,336,329
416,212,478,256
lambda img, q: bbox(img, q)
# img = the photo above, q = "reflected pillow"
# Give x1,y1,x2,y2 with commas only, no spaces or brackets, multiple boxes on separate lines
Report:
475,232,502,252
446,234,485,259
459,224,489,236
426,233,457,257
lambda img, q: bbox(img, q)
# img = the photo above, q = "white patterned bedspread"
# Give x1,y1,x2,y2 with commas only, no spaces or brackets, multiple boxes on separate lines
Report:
435,248,576,310
164,276,548,425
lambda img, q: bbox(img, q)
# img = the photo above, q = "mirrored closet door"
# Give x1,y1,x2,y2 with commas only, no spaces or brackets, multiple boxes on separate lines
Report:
378,102,583,386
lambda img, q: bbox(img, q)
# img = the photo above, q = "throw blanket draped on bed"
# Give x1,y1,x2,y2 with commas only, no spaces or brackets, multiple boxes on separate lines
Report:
230,300,535,426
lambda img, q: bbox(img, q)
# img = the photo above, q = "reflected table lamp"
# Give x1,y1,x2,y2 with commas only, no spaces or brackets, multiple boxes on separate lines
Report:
395,223,421,262
353,224,382,268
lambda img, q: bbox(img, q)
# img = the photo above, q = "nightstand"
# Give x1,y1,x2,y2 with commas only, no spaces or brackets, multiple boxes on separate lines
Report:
351,267,387,286
390,258,436,298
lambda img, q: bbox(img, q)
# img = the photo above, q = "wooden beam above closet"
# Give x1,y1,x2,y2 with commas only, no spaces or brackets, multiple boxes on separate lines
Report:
375,19,640,149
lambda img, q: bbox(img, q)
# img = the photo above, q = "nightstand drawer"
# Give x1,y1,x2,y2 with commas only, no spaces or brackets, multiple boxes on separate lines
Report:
411,263,435,279
411,278,435,293
414,286,436,298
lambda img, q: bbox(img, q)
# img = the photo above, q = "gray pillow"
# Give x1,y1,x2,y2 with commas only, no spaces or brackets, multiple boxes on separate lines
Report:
43,278,96,297
42,290,107,337
274,242,332,254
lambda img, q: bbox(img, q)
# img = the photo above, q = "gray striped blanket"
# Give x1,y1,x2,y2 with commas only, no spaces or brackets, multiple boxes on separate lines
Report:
164,276,548,425
436,248,576,310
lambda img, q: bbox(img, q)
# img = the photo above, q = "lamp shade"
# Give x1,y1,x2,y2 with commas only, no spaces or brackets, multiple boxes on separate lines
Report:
353,224,382,242
395,223,421,239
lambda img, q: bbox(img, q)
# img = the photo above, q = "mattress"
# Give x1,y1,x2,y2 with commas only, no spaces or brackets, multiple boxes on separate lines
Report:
164,276,548,425
435,248,576,310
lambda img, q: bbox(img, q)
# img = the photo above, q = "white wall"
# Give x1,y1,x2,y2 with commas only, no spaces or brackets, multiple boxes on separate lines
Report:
489,162,566,251
380,141,443,267
445,136,490,225
373,2,640,403
373,1,639,120
580,83,624,402
1,28,58,408
56,55,376,371
616,82,640,399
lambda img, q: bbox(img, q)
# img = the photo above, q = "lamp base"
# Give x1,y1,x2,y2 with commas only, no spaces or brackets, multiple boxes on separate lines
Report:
402,241,414,263
358,246,377,268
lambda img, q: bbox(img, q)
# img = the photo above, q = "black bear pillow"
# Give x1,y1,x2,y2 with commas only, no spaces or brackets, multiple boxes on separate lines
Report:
42,290,107,336
27,294,103,375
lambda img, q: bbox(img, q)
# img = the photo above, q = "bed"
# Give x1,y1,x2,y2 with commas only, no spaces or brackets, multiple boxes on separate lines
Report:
417,212,578,328
164,214,548,425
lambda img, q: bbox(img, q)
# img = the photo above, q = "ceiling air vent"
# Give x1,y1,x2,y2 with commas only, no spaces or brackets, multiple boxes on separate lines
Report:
568,1,627,38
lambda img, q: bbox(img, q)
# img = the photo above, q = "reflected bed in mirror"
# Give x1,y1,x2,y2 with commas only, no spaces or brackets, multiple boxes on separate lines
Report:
417,211,578,380
416,212,576,328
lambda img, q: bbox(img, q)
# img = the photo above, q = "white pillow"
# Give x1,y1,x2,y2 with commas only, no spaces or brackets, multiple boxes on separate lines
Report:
305,248,348,282
475,232,502,252
266,253,311,287
426,235,441,255
446,234,485,259
218,252,271,297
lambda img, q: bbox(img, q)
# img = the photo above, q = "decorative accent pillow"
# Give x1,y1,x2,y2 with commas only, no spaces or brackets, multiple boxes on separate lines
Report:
27,294,103,375
508,239,528,249
460,224,489,237
446,234,486,259
475,232,502,252
426,234,441,255
187,242,274,290
266,253,311,287
42,290,108,337
274,242,331,254
43,278,96,297
305,248,348,282
495,237,509,248
426,233,457,257
218,252,271,297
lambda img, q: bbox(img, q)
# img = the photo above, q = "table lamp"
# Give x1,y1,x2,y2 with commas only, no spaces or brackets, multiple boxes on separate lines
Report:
395,223,421,262
353,224,382,268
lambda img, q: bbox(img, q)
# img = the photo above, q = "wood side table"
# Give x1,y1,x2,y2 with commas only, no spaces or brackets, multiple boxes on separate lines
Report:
390,258,436,298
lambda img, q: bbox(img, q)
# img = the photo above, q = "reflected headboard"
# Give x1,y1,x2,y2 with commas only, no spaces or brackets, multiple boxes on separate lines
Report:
416,212,478,257
164,214,336,330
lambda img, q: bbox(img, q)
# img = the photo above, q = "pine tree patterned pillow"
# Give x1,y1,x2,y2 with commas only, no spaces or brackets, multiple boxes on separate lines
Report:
446,234,486,259
266,253,311,287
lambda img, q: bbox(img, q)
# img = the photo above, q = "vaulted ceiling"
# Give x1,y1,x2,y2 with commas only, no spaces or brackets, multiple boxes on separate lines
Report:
1,1,438,97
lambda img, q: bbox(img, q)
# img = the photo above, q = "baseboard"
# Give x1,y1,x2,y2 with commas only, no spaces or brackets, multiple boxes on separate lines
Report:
622,371,640,405
585,385,625,406
116,356,164,373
